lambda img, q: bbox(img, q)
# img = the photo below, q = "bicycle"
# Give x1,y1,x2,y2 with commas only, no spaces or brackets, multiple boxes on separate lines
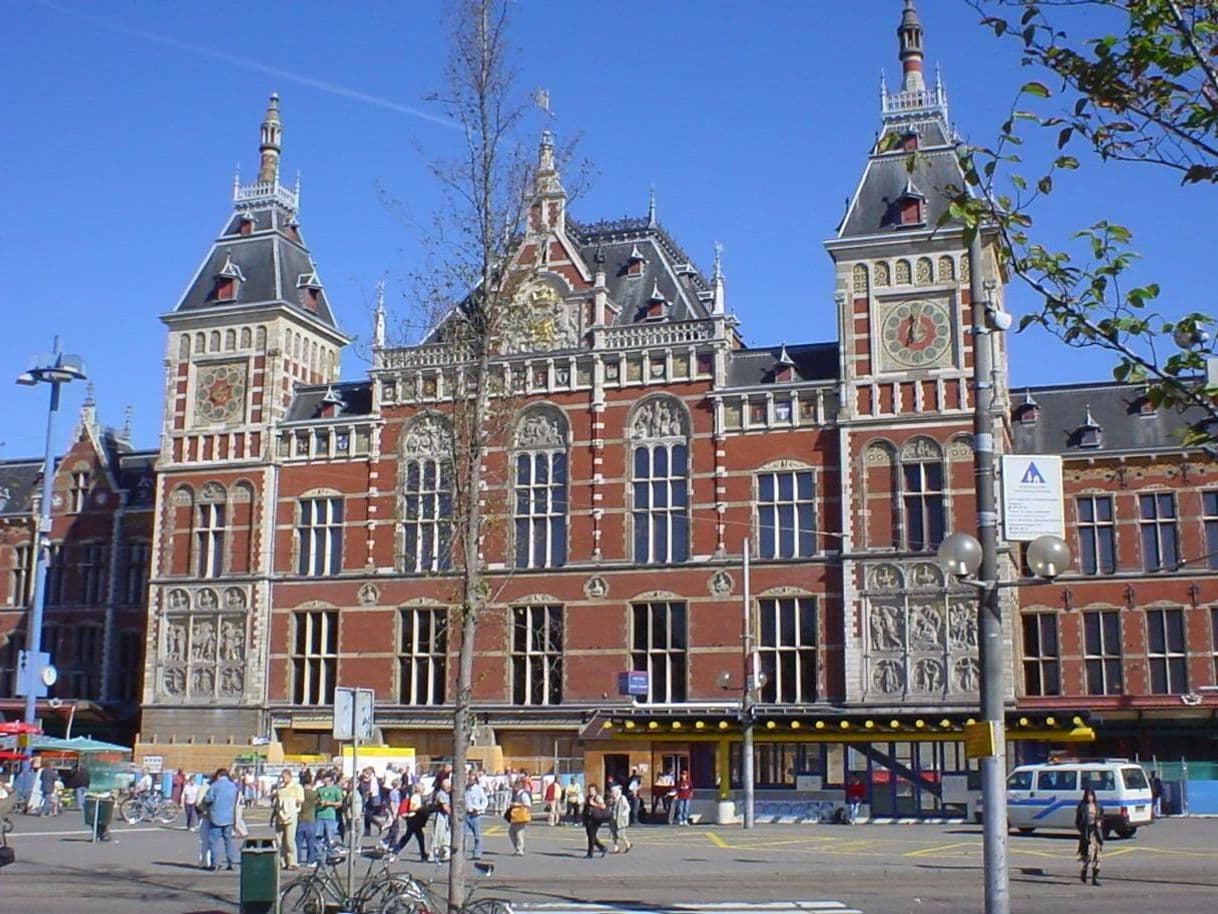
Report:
118,790,180,826
381,861,512,914
279,848,418,914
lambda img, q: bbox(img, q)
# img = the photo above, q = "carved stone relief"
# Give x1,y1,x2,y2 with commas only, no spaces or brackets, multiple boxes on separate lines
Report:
515,412,564,449
161,611,247,702
953,657,981,693
873,659,904,695
709,570,733,597
584,576,608,599
631,398,686,440
911,658,944,692
864,444,893,467
948,602,978,650
357,583,380,607
402,415,450,458
908,604,943,650
900,438,942,462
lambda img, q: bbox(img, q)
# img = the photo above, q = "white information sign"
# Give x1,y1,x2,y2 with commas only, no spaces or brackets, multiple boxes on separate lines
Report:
1001,454,1065,541
333,687,375,742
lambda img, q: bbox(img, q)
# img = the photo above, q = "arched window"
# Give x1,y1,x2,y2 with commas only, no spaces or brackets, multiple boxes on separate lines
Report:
400,415,453,573
196,482,227,578
513,407,568,568
630,397,690,564
899,438,945,551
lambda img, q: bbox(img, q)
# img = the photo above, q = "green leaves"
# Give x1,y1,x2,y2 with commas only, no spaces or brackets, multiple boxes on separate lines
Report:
1021,80,1052,98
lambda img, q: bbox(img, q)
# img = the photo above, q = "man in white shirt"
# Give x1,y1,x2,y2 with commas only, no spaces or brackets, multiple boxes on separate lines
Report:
183,778,201,830
463,770,489,859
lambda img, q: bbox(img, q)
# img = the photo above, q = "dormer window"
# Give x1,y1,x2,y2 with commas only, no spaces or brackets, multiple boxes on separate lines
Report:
1015,390,1040,426
1075,404,1103,449
1137,393,1157,417
297,270,323,312
627,244,646,277
894,178,927,229
238,213,256,236
318,386,344,419
773,343,799,384
901,131,919,152
644,281,668,321
213,250,245,302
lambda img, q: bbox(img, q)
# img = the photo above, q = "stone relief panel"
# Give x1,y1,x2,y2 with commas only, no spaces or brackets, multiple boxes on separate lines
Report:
158,585,250,702
862,560,979,703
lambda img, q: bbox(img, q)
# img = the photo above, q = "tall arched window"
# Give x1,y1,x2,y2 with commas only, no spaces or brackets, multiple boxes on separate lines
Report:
513,407,568,568
196,483,227,578
630,397,690,564
899,438,945,551
400,415,453,573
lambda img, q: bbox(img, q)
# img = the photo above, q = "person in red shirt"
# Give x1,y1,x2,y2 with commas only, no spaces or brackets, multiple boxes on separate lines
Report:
674,770,693,826
845,775,866,824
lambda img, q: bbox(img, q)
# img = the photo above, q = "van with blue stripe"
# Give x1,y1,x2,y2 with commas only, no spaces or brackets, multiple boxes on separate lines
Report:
1004,759,1153,838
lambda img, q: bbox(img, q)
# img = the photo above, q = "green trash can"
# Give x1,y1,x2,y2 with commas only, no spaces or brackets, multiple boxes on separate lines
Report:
83,794,114,843
239,836,279,914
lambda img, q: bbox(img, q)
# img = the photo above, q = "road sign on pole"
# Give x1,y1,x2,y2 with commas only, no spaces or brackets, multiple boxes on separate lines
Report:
332,687,374,742
1001,454,1064,541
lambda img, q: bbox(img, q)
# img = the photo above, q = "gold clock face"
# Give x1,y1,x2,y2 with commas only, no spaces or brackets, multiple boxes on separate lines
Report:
880,299,952,370
194,363,247,424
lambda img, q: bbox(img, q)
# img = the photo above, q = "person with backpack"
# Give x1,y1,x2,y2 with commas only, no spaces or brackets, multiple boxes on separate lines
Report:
392,783,429,861
582,783,609,858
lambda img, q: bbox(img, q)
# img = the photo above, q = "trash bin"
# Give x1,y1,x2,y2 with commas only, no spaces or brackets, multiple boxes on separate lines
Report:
83,793,114,843
239,837,279,914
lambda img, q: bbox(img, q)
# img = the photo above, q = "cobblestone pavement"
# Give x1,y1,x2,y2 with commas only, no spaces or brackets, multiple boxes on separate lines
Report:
2,814,1216,913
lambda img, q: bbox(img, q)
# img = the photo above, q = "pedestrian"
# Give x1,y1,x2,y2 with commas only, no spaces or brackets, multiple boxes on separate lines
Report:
172,768,186,806
846,775,865,825
545,776,561,827
464,770,489,859
197,777,214,868
135,768,154,795
674,770,692,826
183,777,200,830
1075,787,1104,886
583,784,609,858
430,776,452,863
67,763,90,820
205,768,240,871
383,778,403,849
608,783,632,853
296,770,319,866
564,778,583,826
273,769,304,870
38,761,58,817
507,776,532,857
393,783,429,861
1150,771,1164,818
315,771,343,856
626,767,642,824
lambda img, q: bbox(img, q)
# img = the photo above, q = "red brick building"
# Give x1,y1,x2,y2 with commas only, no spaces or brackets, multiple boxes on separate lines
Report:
4,2,1217,814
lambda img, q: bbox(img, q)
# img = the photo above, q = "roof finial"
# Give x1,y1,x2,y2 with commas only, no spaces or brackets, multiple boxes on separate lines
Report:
777,343,795,367
898,0,926,94
647,186,657,228
373,280,386,349
712,241,725,316
121,405,134,441
258,92,282,184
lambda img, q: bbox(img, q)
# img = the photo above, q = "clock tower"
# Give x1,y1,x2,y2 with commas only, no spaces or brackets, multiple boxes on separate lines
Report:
142,95,350,744
825,0,1010,708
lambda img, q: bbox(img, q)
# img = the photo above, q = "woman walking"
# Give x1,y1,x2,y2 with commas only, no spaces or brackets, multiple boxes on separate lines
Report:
507,777,533,856
608,783,632,853
583,784,609,858
1075,787,1104,886
393,784,429,861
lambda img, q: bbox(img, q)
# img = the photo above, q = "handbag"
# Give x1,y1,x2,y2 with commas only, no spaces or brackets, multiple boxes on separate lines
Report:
508,805,532,825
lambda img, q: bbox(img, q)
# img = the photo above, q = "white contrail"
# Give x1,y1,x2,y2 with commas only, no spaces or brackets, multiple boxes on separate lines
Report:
33,0,457,129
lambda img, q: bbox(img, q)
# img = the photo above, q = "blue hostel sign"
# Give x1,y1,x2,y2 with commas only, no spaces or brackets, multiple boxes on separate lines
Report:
617,671,649,697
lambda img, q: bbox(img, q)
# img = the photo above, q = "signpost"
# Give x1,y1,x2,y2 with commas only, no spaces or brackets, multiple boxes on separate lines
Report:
333,687,374,898
1001,455,1064,541
616,671,649,697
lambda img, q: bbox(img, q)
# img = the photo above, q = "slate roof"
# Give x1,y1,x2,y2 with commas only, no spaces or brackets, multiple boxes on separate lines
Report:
284,381,375,422
726,343,839,387
837,145,966,239
1010,381,1209,456
570,217,713,325
0,460,41,517
173,204,341,332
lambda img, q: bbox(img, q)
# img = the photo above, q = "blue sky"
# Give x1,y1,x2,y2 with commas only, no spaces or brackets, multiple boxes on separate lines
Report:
2,0,1208,458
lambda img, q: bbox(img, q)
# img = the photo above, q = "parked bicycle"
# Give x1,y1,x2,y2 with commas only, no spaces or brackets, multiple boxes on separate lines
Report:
118,790,180,825
381,861,512,914
279,848,419,914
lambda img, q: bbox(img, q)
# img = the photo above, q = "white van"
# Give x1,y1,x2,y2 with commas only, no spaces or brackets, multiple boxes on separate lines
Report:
1004,760,1153,838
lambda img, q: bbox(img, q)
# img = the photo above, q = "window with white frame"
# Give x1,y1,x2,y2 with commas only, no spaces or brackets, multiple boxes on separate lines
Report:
81,543,106,605
1021,613,1060,696
1083,609,1122,695
1146,607,1187,694
1077,495,1116,575
291,610,338,705
757,596,817,702
10,543,33,607
757,470,816,559
297,496,344,576
69,471,90,513
900,440,945,552
124,541,150,605
630,601,687,702
1139,493,1178,572
196,502,226,578
400,416,453,573
513,410,568,568
399,607,447,705
630,399,689,564
1203,491,1218,570
511,604,563,705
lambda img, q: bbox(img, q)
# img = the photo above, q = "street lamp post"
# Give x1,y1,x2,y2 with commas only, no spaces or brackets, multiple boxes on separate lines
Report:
935,233,1069,914
15,338,86,766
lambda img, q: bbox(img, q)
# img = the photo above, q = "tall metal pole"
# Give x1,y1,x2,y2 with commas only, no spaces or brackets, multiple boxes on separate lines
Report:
741,537,754,829
22,338,65,768
347,696,360,900
970,233,1009,914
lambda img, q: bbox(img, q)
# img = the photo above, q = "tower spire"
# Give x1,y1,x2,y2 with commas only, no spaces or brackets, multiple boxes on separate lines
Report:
258,92,283,183
373,280,386,349
897,0,926,93
647,186,657,228
711,241,725,316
